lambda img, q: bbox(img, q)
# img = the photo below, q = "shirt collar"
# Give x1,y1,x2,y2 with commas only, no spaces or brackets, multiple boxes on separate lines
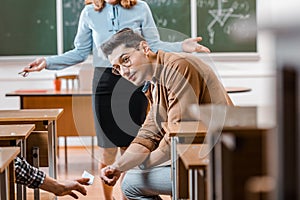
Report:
142,50,165,93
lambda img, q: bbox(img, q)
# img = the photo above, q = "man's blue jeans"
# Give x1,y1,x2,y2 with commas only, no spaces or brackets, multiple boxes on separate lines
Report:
121,165,172,200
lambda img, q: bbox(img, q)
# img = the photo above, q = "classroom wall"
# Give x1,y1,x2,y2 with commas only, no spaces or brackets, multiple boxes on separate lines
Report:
0,31,276,146
0,30,276,109
0,0,279,146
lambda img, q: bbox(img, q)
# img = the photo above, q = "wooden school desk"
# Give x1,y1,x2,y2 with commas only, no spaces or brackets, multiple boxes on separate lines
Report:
0,124,35,157
162,121,207,200
0,124,35,200
6,90,96,164
0,109,63,181
0,147,20,200
177,144,209,200
210,126,274,200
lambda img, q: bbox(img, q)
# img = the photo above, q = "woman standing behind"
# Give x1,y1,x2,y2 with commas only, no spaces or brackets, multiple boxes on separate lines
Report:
21,0,210,199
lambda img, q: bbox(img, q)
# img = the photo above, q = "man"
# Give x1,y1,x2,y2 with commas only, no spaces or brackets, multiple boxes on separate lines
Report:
100,28,232,199
15,157,89,199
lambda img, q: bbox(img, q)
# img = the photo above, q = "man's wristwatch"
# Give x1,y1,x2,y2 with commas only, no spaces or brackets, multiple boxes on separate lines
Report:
138,155,150,170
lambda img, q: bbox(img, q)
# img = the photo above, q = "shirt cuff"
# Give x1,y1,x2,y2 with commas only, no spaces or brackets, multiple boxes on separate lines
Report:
131,137,156,151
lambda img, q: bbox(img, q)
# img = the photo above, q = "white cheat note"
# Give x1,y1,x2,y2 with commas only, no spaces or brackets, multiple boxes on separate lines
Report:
82,170,94,185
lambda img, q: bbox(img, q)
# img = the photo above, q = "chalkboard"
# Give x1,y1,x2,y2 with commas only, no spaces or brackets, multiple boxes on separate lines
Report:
63,0,85,52
197,0,257,52
0,0,57,55
144,0,191,42
0,0,257,56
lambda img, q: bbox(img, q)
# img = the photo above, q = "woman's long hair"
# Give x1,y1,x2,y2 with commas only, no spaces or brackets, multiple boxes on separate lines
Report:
85,0,137,11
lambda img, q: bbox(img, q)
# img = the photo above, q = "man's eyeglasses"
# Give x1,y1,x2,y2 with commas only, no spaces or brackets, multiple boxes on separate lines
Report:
112,50,136,76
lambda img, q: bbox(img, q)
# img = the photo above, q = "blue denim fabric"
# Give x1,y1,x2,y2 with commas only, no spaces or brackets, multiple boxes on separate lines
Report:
122,165,172,200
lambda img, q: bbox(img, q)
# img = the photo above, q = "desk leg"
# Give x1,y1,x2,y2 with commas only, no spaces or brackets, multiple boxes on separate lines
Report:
48,121,57,179
189,169,198,200
171,137,178,200
21,140,27,200
16,140,26,200
0,171,8,200
48,121,58,200
189,169,199,200
189,169,207,200
32,147,40,200
8,161,16,200
189,169,194,200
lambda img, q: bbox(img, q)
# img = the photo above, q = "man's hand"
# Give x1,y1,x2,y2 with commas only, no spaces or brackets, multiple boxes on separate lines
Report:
182,37,211,53
40,177,90,199
100,165,122,186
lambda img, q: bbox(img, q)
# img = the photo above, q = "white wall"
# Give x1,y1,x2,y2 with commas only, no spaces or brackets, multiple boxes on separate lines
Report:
0,30,276,108
0,61,93,146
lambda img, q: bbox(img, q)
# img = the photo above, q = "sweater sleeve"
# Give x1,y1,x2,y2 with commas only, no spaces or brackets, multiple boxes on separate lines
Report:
45,6,92,70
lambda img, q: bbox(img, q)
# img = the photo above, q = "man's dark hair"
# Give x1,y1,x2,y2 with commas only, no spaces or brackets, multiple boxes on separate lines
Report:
101,28,145,58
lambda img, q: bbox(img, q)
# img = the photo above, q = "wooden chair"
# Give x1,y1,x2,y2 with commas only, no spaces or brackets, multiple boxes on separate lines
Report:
56,74,92,168
56,74,80,91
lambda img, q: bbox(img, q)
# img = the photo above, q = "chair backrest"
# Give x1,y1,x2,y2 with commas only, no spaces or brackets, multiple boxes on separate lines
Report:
78,67,94,91
26,131,49,167
56,74,79,90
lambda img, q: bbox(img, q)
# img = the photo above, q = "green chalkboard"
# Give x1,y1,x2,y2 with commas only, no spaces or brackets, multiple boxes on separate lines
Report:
144,0,191,42
0,0,57,55
197,0,257,52
0,0,257,56
62,0,85,52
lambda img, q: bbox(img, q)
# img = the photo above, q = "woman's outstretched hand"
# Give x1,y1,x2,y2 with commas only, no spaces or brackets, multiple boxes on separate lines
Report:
182,37,211,53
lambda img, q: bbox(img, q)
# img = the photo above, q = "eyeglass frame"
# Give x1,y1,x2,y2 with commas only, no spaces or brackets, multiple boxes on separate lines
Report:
111,48,138,76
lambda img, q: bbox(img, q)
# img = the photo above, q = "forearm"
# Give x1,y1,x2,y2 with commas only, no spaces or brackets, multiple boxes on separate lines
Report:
45,49,88,70
39,176,63,195
112,143,150,172
145,145,171,168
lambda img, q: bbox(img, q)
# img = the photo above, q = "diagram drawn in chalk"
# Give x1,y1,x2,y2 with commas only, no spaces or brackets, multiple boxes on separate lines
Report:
200,0,251,44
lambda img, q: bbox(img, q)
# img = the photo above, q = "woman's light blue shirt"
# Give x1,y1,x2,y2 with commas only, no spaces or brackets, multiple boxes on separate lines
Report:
46,0,183,70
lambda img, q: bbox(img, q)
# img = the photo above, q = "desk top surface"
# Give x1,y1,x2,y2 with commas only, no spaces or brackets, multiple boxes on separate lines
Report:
0,147,20,173
162,121,207,137
7,88,250,96
0,109,63,122
0,124,35,140
225,87,252,93
177,144,209,169
6,90,92,97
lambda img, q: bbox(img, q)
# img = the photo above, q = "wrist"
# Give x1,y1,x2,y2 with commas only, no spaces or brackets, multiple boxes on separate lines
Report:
110,163,123,173
138,154,150,170
40,176,63,195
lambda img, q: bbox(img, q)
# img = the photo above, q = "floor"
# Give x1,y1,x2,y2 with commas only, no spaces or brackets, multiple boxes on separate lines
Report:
27,146,171,200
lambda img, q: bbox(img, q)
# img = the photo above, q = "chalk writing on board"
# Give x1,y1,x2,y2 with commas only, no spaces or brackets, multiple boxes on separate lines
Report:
146,0,180,29
146,0,180,6
144,0,191,42
198,0,250,45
